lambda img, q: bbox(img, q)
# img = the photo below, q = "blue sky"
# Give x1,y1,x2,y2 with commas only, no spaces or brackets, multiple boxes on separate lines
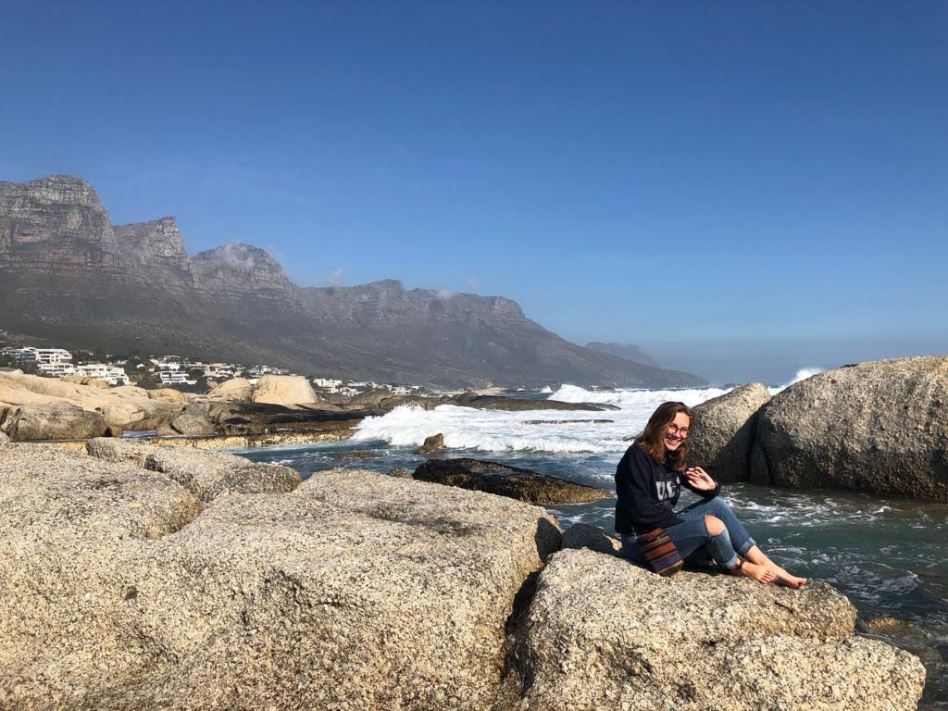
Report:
1,1,946,383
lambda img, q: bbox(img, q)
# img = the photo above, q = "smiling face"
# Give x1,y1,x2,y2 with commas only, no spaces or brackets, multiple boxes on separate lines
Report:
662,411,691,453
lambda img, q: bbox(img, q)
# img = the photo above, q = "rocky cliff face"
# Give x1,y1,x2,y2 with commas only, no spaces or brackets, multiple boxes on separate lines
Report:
0,175,705,387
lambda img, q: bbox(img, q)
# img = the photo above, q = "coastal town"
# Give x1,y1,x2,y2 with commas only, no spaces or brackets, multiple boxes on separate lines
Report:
0,341,420,398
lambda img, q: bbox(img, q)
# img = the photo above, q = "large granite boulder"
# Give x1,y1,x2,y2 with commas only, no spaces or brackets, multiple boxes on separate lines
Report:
414,457,611,505
252,374,321,408
0,372,178,431
0,445,561,710
560,523,622,556
168,403,216,436
206,377,254,402
510,548,926,710
2,401,108,440
85,437,301,503
750,357,948,500
689,383,771,482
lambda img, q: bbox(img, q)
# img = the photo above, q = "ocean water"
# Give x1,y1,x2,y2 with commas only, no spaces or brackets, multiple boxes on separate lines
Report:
240,375,948,706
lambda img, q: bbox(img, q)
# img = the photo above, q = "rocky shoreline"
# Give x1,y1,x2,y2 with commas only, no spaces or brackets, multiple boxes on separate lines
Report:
0,439,927,709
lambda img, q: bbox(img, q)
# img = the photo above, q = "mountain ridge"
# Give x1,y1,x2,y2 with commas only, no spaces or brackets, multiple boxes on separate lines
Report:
0,175,706,388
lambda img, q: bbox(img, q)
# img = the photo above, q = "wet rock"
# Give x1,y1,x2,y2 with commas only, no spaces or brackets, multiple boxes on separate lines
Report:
689,383,771,482
327,450,376,459
513,548,926,710
4,401,108,441
451,392,619,412
417,432,445,454
750,357,948,500
561,523,622,556
413,457,610,505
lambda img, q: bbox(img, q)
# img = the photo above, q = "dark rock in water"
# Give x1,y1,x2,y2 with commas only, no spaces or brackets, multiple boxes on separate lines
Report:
4,402,108,441
689,383,771,482
328,450,376,459
450,392,620,411
413,458,610,505
211,401,365,439
417,433,445,454
749,356,948,501
561,523,622,556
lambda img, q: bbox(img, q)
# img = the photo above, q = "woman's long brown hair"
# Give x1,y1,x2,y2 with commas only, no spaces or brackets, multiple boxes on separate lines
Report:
634,401,693,472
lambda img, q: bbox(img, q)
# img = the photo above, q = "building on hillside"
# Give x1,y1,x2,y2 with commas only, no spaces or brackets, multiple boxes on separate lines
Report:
2,347,73,365
152,356,182,371
76,363,130,386
37,362,76,377
158,370,188,385
203,363,239,379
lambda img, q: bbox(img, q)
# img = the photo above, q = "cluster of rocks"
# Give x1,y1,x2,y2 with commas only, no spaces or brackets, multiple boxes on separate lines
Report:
689,356,948,501
0,370,616,446
0,439,925,709
0,372,362,443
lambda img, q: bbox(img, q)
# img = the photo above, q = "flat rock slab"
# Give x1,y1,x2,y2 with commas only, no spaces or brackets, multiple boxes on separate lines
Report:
512,549,925,710
0,445,561,711
414,457,611,505
86,437,301,502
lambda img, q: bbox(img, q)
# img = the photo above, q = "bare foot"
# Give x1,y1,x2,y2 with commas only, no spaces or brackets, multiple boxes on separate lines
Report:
735,561,776,584
768,565,809,589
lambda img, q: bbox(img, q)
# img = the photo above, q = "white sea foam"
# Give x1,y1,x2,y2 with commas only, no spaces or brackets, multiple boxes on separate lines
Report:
353,384,731,453
768,367,824,395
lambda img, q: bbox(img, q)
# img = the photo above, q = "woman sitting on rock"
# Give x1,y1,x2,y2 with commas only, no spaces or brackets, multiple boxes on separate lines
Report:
615,401,807,588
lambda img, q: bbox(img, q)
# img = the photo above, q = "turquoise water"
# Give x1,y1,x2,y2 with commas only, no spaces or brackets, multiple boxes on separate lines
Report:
243,441,948,707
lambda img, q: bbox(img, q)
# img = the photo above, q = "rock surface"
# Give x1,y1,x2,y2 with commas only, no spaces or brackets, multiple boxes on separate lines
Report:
250,374,321,408
689,382,772,482
561,523,622,556
85,437,301,503
414,457,611,505
1,401,108,440
206,377,254,402
0,371,179,432
511,548,926,710
417,432,445,454
750,357,948,500
0,444,561,710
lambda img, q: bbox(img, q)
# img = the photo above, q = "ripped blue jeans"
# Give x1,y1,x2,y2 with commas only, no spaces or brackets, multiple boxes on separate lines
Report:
621,496,757,571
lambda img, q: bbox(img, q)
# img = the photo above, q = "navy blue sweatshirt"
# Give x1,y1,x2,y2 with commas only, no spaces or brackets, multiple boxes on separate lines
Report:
614,444,721,535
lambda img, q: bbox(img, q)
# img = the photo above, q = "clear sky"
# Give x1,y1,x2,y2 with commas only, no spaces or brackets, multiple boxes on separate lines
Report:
1,1,946,384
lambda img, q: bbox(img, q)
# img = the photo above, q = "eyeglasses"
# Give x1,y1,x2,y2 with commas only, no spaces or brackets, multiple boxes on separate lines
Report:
666,425,689,437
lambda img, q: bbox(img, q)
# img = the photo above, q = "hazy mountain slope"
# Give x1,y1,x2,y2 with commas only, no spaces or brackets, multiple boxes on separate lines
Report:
0,175,705,387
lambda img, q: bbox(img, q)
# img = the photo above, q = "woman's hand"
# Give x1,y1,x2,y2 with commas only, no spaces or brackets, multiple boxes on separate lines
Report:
683,466,717,491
